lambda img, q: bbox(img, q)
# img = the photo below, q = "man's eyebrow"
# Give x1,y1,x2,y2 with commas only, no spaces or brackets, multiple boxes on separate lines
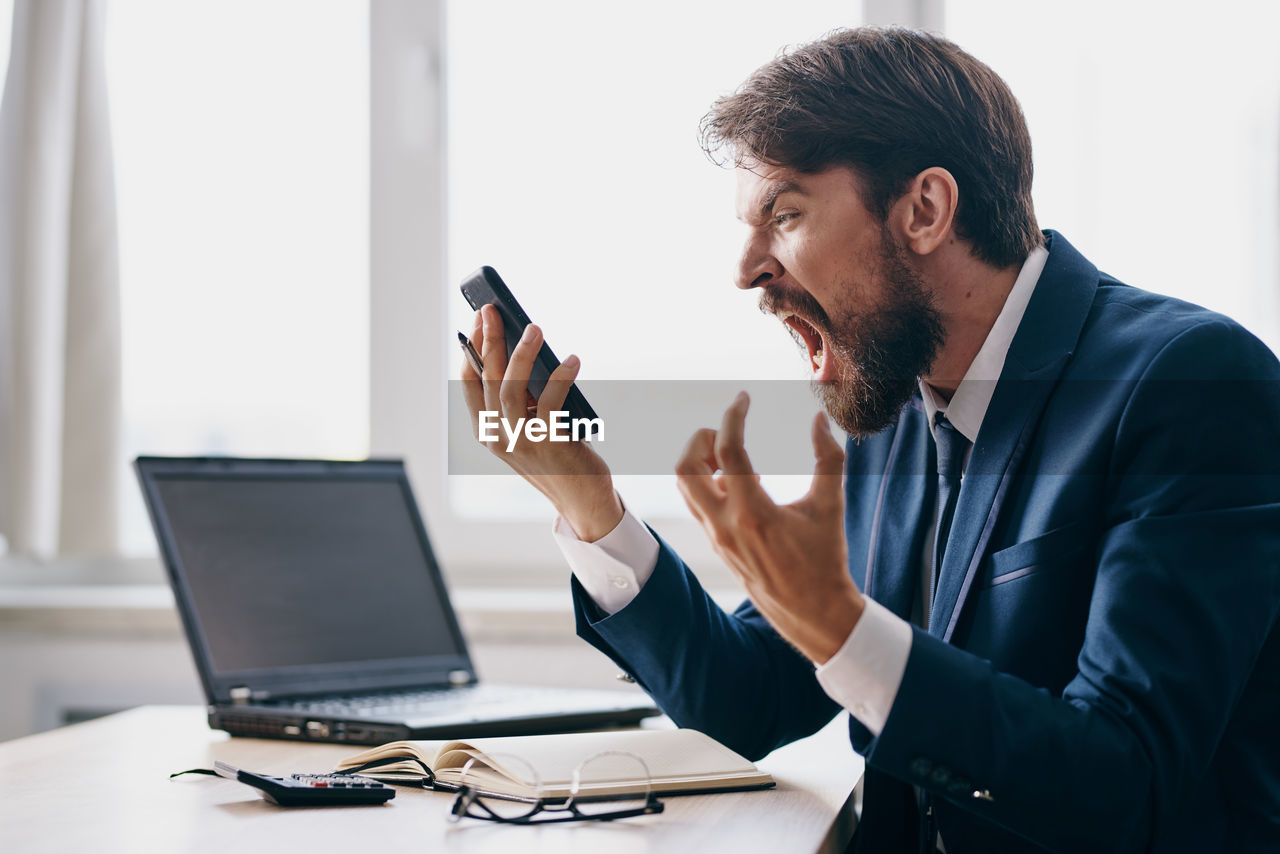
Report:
742,180,805,223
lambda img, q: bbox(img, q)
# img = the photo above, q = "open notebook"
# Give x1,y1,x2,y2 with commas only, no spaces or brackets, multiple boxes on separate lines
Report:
334,728,775,800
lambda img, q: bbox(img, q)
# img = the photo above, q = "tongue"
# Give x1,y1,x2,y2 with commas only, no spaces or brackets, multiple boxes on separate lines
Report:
814,342,837,384
782,314,838,384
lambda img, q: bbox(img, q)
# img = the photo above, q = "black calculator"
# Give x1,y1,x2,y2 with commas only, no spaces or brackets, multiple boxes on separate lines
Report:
213,760,395,806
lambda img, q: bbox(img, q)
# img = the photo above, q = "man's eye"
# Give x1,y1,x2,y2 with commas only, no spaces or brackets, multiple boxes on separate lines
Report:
773,211,800,226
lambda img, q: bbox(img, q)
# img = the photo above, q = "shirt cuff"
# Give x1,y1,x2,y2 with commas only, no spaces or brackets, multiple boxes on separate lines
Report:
552,509,660,615
814,596,913,737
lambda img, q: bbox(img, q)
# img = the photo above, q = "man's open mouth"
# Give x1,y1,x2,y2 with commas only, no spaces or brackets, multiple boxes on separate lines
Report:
777,310,833,382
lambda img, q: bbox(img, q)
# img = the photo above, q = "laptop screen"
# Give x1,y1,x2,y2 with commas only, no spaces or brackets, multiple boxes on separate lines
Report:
137,459,472,700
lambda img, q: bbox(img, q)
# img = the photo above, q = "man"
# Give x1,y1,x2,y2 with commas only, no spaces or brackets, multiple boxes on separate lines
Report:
459,27,1280,852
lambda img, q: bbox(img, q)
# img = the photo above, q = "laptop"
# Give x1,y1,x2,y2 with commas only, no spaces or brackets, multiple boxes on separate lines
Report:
135,456,658,745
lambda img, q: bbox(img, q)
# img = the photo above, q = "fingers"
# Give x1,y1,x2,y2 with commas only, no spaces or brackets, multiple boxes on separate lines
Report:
536,354,582,423
479,305,544,424
675,427,723,521
806,411,846,511
715,392,769,506
501,322,542,420
811,411,844,473
678,484,709,526
470,307,486,357
479,305,507,414
714,392,753,473
461,312,486,432
461,313,484,384
675,427,720,478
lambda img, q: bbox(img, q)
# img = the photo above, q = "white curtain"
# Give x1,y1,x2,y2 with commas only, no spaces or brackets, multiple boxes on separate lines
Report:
0,0,119,557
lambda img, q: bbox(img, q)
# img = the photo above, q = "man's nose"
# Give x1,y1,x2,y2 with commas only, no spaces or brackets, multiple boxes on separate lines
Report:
736,233,784,290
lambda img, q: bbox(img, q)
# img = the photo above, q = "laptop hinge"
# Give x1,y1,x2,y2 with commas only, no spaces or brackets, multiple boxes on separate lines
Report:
229,686,252,705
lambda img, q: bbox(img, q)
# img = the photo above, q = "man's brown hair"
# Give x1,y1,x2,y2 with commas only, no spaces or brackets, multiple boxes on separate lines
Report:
700,27,1040,269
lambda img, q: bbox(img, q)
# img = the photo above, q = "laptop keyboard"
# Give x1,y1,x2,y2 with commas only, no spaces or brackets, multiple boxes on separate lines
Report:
280,684,571,718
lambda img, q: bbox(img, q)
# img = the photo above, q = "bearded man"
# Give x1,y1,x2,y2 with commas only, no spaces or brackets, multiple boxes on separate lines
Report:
460,27,1280,853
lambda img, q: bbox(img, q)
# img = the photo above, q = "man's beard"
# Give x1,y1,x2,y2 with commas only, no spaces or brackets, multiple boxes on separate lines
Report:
761,233,944,437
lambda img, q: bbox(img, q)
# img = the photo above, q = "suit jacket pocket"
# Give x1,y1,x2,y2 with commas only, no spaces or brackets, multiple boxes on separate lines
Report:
985,520,1090,587
967,519,1096,692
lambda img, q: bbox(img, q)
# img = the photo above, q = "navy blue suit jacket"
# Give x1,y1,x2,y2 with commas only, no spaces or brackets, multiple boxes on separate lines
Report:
572,232,1280,852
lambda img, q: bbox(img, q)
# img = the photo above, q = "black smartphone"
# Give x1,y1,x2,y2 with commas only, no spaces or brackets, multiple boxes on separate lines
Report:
459,266,600,436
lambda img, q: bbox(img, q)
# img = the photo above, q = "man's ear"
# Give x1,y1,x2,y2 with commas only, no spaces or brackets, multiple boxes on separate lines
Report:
890,167,958,256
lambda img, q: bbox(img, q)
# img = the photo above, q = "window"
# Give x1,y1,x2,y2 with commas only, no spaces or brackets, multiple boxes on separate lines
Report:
946,0,1280,353
21,1,1274,583
444,1,862,524
413,1,1280,580
108,1,370,554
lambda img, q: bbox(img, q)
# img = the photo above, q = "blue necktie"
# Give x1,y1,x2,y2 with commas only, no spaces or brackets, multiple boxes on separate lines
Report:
927,414,969,631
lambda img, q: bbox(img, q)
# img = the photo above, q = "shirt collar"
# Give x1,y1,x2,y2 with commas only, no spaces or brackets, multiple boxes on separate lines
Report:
920,244,1050,443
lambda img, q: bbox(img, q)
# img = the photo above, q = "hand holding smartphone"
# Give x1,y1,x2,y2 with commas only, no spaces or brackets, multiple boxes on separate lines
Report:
456,266,622,541
458,266,599,437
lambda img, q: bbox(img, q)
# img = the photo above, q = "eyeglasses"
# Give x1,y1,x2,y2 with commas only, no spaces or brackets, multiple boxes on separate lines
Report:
448,750,665,825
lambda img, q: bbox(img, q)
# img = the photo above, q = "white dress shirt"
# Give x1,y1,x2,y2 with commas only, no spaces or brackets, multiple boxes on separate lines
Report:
554,245,1050,737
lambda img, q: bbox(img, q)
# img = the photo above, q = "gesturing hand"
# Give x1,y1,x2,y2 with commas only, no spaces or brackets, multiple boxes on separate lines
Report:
675,392,865,664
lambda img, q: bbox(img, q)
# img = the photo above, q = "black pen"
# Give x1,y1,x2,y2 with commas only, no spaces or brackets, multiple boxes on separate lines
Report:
457,331,484,375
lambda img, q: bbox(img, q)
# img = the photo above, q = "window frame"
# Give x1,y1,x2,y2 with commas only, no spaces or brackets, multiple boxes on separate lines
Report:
368,0,939,587
368,0,727,587
0,0,936,585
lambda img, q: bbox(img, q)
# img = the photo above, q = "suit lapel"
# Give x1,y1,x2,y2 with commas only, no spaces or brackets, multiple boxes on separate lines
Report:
864,399,933,620
929,231,1100,642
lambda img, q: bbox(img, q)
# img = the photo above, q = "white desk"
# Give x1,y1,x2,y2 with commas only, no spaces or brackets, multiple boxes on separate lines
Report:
0,706,861,854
